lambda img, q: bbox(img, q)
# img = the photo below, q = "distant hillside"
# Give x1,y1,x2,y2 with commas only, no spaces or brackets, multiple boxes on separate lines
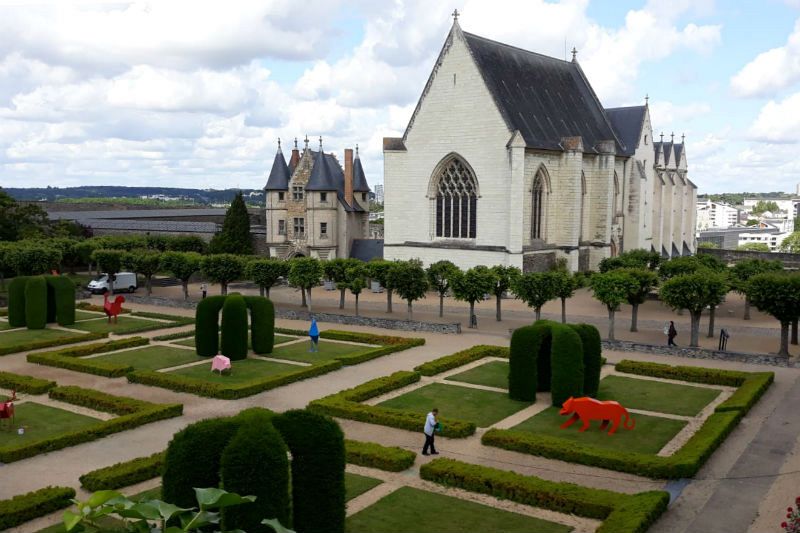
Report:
3,186,264,205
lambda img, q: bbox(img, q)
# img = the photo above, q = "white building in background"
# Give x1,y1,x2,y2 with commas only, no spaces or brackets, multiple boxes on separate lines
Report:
696,200,740,230
737,224,790,251
374,184,384,204
742,197,800,217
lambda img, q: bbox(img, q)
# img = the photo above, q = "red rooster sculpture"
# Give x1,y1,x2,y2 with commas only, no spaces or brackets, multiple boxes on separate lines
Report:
103,293,126,323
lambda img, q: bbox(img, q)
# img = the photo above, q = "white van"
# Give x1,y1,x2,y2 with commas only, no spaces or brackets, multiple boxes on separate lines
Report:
87,272,138,294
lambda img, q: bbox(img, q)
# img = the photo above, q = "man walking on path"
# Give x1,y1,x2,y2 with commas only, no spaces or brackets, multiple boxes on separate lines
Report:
200,283,207,299
668,321,678,347
422,408,439,456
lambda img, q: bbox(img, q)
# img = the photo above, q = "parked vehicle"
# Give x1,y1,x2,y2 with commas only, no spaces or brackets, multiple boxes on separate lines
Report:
87,272,137,294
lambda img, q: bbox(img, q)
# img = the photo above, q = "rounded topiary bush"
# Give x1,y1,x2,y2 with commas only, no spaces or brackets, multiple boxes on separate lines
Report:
221,293,248,360
162,417,242,508
245,296,274,354
532,320,555,392
24,276,47,330
7,276,29,327
570,323,602,397
46,276,76,326
509,325,539,402
195,295,226,357
549,323,585,407
273,409,346,533
221,411,290,532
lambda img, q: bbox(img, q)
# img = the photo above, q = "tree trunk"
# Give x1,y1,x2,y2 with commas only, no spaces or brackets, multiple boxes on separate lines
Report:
535,306,541,321
259,286,265,297
607,307,616,341
690,311,702,347
307,288,313,313
301,287,307,307
265,286,271,299
469,302,476,328
355,294,360,316
792,318,798,346
779,322,790,357
407,301,412,321
339,288,345,309
630,303,639,332
88,262,93,276
439,294,445,318
561,298,567,324
387,289,393,313
182,280,189,300
707,306,716,338
496,294,502,322
146,276,152,297
744,296,751,320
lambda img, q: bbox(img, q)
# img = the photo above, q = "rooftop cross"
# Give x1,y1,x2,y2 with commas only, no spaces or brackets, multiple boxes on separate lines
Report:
452,9,459,21
319,136,323,150
645,94,649,105
671,132,674,142
277,137,281,151
294,137,298,149
571,47,578,62
681,133,685,143
304,135,309,150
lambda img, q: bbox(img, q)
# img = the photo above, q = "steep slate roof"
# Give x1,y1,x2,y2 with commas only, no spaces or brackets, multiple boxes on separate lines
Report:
674,143,684,165
265,150,291,190
605,106,646,156
305,149,365,212
462,31,623,153
662,141,673,166
353,155,371,192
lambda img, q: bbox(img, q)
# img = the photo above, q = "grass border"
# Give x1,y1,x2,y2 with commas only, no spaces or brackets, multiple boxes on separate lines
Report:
27,337,151,378
0,330,108,356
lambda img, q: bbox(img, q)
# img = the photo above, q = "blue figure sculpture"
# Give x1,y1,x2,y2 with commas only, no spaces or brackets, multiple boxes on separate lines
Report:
309,318,320,352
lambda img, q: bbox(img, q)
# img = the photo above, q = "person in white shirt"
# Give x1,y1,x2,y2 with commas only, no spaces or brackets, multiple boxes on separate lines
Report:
422,408,439,456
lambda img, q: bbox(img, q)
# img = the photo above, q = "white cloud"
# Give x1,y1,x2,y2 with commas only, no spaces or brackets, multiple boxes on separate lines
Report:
648,101,712,132
731,19,800,97
748,91,800,143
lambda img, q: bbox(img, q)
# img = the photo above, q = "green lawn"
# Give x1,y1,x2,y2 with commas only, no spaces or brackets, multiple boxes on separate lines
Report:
173,334,297,348
346,486,572,533
0,402,101,448
511,406,686,455
346,473,382,502
269,339,373,363
69,316,169,335
0,320,12,331
378,383,531,428
446,360,509,389
92,345,204,371
0,327,83,348
166,358,303,384
75,310,105,321
598,375,720,417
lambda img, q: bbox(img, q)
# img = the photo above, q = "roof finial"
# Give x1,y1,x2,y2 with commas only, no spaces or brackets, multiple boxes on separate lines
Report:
319,136,323,151
304,135,309,150
452,9,459,22
277,137,281,151
355,144,359,158
294,137,298,149
670,132,674,142
645,94,649,106
571,47,578,62
681,133,685,143
660,132,664,142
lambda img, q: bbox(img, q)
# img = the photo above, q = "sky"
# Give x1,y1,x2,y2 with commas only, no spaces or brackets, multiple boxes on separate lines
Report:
1,0,800,194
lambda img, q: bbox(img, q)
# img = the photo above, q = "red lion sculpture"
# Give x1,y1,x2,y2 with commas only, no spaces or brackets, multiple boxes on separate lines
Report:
103,293,126,323
559,396,635,435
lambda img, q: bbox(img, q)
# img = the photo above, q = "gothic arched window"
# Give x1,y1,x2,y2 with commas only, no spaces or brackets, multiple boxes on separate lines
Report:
613,171,620,215
434,157,477,238
531,170,548,240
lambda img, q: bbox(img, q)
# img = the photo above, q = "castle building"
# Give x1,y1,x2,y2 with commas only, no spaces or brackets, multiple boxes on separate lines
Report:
383,18,697,272
264,138,372,259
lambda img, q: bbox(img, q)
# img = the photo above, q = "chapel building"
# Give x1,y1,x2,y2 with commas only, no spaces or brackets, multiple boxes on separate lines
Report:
383,19,696,272
264,138,372,259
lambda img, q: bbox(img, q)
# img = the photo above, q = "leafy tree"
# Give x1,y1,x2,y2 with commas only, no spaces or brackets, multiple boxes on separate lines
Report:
344,264,368,316
730,258,783,320
795,216,800,233
589,271,639,341
747,272,800,356
246,258,289,298
91,249,126,293
165,235,208,253
618,268,658,332
426,260,460,318
599,249,661,272
123,249,161,296
737,242,770,252
660,271,729,347
323,258,360,310
745,219,759,227
751,200,780,215
450,266,496,328
201,254,246,295
0,244,10,289
209,192,253,255
161,251,203,300
490,265,520,322
386,260,427,320
512,272,558,321
697,241,720,249
367,260,396,313
658,256,704,280
780,231,800,253
288,257,323,312
551,270,582,323
0,189,51,241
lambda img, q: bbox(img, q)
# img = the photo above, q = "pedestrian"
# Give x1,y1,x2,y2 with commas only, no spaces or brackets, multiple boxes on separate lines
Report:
308,317,319,353
668,320,677,346
422,408,440,456
201,283,207,299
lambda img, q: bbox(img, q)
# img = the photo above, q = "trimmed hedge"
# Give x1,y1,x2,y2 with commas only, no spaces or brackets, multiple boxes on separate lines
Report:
46,275,76,326
24,275,48,329
509,326,539,401
420,458,669,533
415,344,508,376
245,296,274,354
715,372,773,413
0,486,76,531
196,295,225,357
0,331,108,356
0,370,56,394
345,439,416,472
273,409,346,533
152,330,195,342
7,276,29,327
27,337,150,378
570,323,602,397
76,301,130,314
0,385,183,463
221,294,248,360
615,359,750,387
549,322,584,407
80,451,165,491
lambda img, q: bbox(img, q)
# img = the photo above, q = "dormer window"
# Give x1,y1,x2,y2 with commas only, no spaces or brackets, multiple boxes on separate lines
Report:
292,186,304,200
320,192,328,202
278,191,285,201
362,193,367,202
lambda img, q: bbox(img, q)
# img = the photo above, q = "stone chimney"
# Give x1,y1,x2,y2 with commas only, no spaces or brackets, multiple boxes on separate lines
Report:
289,137,300,170
344,148,354,206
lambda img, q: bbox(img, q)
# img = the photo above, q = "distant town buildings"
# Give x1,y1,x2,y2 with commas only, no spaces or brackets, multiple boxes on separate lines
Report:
696,200,740,230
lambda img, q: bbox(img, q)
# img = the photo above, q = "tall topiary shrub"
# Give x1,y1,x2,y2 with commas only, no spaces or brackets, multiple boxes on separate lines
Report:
7,276,29,327
532,320,554,392
570,323,602,397
221,413,290,532
24,275,47,330
245,296,274,354
162,417,242,508
46,275,75,326
45,281,57,324
509,325,539,402
549,323,585,407
221,294,248,360
195,295,225,357
273,410,346,533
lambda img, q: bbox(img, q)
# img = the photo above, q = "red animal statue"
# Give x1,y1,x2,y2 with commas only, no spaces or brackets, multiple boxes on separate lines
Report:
0,389,17,429
559,396,635,435
103,293,126,323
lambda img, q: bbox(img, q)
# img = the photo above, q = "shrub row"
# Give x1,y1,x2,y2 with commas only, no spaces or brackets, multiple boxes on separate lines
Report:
345,439,416,472
414,345,508,376
715,372,773,414
128,360,342,400
0,486,77,531
77,301,131,314
419,458,669,533
27,337,150,378
152,331,195,342
39,336,149,358
0,371,56,394
0,386,182,463
79,451,166,491
614,359,750,387
0,331,108,356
